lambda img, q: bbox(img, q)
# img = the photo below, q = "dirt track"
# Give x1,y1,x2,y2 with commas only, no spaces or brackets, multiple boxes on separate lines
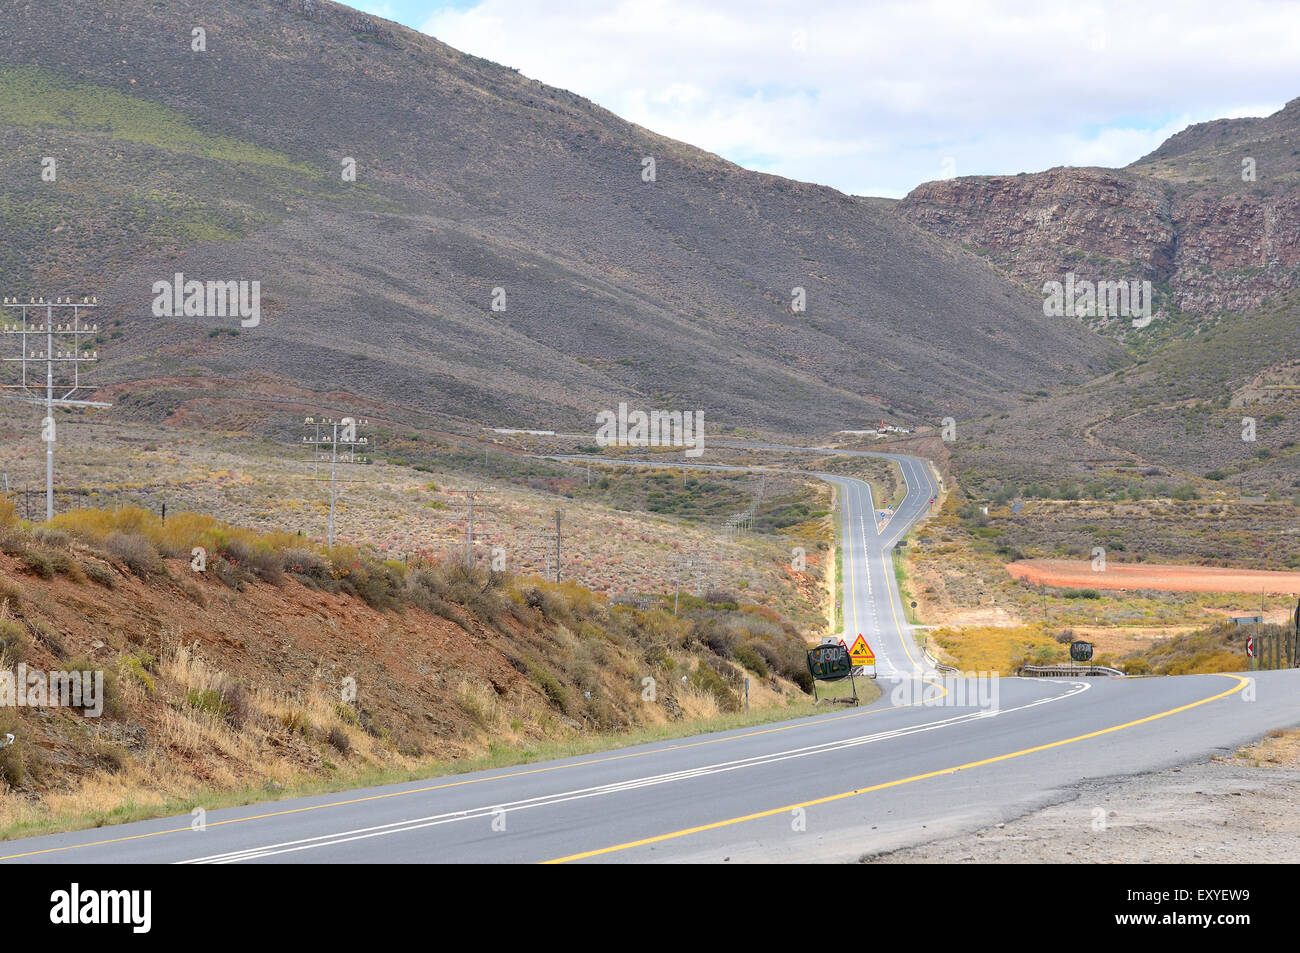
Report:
1007,559,1300,595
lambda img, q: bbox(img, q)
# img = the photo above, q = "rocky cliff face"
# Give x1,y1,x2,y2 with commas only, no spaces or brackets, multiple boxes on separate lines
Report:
896,99,1300,331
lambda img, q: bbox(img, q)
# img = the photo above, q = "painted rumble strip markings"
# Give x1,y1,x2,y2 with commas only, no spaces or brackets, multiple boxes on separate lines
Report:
544,674,1249,863
179,683,1080,863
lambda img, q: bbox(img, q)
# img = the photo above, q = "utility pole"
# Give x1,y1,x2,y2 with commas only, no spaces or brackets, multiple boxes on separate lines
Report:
554,508,563,582
674,552,696,615
467,494,475,566
1,295,110,521
454,485,497,567
303,416,370,549
674,555,683,616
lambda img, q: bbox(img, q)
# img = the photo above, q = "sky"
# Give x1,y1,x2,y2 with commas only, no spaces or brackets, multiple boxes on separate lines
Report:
352,0,1300,198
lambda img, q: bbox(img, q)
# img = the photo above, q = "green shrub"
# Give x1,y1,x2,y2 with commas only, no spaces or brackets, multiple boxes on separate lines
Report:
80,560,116,588
690,660,740,712
120,654,155,692
19,549,54,579
0,618,30,663
185,683,248,728
527,662,571,715
0,576,21,609
732,643,770,678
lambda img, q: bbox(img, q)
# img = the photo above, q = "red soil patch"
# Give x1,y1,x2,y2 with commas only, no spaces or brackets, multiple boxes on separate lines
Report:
1007,559,1300,595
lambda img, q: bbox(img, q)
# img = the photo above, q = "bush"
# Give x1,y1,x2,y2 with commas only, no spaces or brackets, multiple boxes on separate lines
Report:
690,659,740,711
210,555,245,590
281,709,310,735
326,726,351,755
221,537,283,584
283,547,330,580
32,527,69,548
185,683,249,728
0,714,25,787
81,560,116,588
105,532,161,578
732,643,769,678
90,742,128,774
0,576,21,610
0,618,30,663
527,662,571,715
19,550,54,579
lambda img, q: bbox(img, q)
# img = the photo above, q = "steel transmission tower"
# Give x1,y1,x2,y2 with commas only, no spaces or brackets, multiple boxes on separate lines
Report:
0,295,111,521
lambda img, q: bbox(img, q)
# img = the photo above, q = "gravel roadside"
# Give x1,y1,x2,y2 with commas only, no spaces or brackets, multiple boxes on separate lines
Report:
862,729,1300,863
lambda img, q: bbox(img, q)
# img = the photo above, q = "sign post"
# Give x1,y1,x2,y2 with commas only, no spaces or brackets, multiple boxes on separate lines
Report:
849,634,877,679
806,641,857,704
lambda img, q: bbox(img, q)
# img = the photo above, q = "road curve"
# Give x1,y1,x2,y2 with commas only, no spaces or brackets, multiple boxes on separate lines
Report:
2,452,1297,863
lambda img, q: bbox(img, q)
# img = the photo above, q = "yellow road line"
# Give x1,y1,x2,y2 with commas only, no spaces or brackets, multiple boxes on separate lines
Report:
844,480,860,639
543,674,1249,863
2,469,936,862
0,693,910,862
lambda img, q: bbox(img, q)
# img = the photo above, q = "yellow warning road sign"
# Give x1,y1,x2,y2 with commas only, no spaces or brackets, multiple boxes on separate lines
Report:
849,634,875,665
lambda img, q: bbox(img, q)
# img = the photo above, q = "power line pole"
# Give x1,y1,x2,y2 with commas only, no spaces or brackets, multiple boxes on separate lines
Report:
467,494,475,566
302,416,370,548
554,508,564,582
2,295,110,521
674,555,683,615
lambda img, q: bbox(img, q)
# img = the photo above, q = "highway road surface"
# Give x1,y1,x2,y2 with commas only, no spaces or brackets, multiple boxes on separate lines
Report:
822,454,938,677
2,453,1297,863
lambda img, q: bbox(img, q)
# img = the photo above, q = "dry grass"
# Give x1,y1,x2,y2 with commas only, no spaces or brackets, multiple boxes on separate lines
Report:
1236,728,1300,767
930,624,1061,673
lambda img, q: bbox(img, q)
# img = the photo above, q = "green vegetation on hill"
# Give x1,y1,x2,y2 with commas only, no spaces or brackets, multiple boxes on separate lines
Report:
0,65,308,171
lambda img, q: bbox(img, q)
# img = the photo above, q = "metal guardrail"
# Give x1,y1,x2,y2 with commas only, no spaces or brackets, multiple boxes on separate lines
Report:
1019,664,1126,678
922,648,961,676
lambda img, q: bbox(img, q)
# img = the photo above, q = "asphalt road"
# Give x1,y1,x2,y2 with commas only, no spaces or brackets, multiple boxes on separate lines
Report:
821,455,938,677
3,454,1297,863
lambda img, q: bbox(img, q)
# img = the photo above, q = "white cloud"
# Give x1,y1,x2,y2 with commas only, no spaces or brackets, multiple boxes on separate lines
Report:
418,0,1300,197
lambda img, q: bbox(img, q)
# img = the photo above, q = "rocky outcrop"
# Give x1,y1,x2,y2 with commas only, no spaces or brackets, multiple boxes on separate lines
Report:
896,100,1300,325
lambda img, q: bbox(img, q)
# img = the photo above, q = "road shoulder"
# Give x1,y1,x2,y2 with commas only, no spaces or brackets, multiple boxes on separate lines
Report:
861,728,1300,863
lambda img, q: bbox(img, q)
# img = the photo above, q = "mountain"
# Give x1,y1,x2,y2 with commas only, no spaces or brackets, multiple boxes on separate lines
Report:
0,0,1119,442
896,99,1300,335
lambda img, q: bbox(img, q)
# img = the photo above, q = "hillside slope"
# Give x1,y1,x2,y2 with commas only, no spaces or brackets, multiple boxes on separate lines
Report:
896,99,1300,334
0,0,1119,440
0,501,815,834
